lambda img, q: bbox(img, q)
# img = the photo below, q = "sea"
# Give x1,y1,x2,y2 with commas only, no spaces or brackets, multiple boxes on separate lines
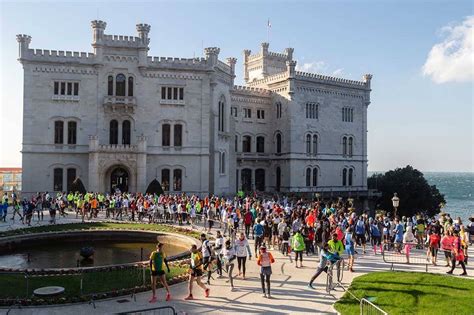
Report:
370,172,473,222
424,172,473,222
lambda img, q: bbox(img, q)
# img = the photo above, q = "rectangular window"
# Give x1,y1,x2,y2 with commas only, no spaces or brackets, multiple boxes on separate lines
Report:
60,82,66,95
54,121,64,144
174,124,182,147
257,109,265,120
67,82,72,95
231,107,238,117
54,82,59,95
167,87,172,100
306,103,319,119
162,124,170,146
244,108,252,118
74,82,79,96
161,169,170,191
66,168,76,192
173,87,178,100
179,87,184,100
161,87,166,99
342,107,353,122
53,168,63,191
67,121,77,145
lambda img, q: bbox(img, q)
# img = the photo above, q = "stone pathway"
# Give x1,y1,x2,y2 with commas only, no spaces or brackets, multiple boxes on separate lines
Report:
1,213,473,314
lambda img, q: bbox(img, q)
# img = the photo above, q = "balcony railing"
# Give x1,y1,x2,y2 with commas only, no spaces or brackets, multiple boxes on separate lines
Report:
103,96,137,113
97,144,138,152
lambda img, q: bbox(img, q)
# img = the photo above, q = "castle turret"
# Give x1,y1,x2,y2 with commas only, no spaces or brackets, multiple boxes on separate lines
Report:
285,47,294,61
243,50,251,83
287,60,297,95
16,34,31,60
205,47,220,67
227,57,237,85
91,20,106,58
363,74,373,89
136,23,151,45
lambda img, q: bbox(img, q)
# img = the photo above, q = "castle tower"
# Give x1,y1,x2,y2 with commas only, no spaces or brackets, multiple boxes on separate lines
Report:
16,34,31,60
227,57,237,85
243,43,295,83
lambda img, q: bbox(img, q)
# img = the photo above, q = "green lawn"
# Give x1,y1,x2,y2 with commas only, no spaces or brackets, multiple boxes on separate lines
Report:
334,271,474,315
0,221,201,239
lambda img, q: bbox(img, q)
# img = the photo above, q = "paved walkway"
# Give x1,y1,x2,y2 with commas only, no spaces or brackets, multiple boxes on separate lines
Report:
1,213,473,314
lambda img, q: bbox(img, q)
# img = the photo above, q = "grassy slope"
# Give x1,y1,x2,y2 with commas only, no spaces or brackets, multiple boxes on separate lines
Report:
334,271,474,315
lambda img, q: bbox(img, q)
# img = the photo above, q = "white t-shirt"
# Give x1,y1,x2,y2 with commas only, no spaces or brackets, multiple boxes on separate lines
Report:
234,238,249,257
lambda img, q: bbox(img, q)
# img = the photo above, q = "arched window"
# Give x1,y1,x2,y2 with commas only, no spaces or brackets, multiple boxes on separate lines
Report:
276,133,282,154
174,124,182,147
162,124,170,146
312,134,318,155
342,168,347,186
349,168,353,186
255,169,265,191
109,120,118,145
242,135,251,153
306,168,311,187
256,136,265,153
312,168,318,186
348,137,353,157
241,169,252,191
67,121,77,145
161,169,170,191
128,77,134,96
173,169,182,191
53,168,63,191
276,167,281,191
108,75,113,96
343,136,347,156
218,97,225,132
66,168,76,192
306,134,311,154
115,74,126,96
122,120,131,145
54,121,64,144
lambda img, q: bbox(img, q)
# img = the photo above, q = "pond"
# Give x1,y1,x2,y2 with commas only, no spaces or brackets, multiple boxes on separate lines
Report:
0,240,188,269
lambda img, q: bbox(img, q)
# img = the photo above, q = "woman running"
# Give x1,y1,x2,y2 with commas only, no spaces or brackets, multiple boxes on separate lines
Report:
257,244,275,298
235,232,252,279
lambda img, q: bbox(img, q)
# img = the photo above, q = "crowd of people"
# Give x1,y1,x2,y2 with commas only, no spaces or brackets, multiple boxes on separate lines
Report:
1,191,472,301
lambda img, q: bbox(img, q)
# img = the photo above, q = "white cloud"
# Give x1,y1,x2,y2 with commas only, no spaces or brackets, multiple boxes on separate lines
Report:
296,61,327,73
422,15,474,84
332,68,345,77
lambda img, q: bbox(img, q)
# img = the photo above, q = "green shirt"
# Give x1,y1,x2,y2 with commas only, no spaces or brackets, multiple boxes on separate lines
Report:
149,251,167,272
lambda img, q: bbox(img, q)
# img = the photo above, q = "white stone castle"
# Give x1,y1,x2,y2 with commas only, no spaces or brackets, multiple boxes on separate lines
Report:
17,21,372,197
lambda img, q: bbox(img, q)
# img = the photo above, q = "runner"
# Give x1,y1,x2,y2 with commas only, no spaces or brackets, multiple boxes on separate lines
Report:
185,244,210,300
257,244,275,298
292,229,306,268
149,243,171,303
344,226,355,272
222,239,236,290
446,230,467,276
235,232,252,279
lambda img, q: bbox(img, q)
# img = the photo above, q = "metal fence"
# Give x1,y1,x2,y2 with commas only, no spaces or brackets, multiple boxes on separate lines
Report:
360,298,388,315
382,242,443,272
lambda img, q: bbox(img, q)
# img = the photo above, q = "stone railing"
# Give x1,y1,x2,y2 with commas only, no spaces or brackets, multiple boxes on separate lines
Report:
217,60,232,73
233,85,272,95
246,71,288,87
98,144,138,152
103,96,137,113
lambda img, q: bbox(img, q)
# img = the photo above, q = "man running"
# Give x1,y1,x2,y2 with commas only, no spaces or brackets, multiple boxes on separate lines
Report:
149,243,171,302
185,244,210,300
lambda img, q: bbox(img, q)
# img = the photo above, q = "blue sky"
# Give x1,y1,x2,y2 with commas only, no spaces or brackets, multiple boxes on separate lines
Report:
0,0,472,172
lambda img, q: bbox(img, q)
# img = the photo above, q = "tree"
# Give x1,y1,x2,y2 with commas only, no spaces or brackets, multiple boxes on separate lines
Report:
368,165,445,217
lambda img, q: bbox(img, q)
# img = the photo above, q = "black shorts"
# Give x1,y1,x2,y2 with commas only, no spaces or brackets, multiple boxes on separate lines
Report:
355,234,366,245
151,270,165,277
191,269,203,277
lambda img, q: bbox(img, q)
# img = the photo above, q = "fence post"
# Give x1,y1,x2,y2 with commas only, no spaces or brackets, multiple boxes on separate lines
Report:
25,274,29,298
80,273,83,296
142,265,146,287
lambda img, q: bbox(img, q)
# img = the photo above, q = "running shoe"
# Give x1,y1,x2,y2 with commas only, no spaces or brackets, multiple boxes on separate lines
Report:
166,293,171,301
205,288,210,297
184,294,194,300
148,296,157,303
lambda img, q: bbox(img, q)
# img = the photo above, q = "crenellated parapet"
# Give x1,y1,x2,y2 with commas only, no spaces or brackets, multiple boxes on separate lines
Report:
232,85,272,96
295,71,370,89
146,56,208,71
